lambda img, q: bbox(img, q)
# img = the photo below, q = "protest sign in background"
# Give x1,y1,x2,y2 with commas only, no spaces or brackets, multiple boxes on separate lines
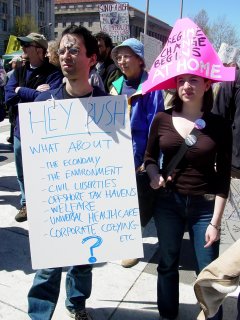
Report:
99,2,130,43
5,35,20,54
19,95,143,269
218,42,240,65
140,32,162,71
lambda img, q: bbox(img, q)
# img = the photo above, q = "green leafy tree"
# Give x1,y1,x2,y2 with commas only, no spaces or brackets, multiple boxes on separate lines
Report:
12,15,38,36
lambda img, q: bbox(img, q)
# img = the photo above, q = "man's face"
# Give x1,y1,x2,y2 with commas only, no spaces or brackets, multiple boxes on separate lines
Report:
20,41,41,61
97,39,110,61
58,34,96,80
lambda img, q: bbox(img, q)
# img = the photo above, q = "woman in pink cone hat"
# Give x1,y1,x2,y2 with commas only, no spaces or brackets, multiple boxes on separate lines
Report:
143,18,235,320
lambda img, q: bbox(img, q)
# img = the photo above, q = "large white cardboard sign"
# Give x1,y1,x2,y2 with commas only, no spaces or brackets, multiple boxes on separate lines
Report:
19,95,143,269
99,2,130,43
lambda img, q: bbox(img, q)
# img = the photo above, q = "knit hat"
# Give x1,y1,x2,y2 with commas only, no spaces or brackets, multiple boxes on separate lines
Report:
111,38,145,66
17,33,48,49
142,18,236,93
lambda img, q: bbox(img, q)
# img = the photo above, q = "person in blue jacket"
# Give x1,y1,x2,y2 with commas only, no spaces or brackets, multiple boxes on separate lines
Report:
27,25,107,320
4,33,63,222
110,38,164,267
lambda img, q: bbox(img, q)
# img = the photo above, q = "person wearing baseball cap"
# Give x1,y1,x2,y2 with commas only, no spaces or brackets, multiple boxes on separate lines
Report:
17,32,48,50
5,32,63,223
110,38,164,268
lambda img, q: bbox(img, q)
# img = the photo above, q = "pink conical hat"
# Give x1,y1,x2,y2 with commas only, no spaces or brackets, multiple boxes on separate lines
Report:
142,18,236,94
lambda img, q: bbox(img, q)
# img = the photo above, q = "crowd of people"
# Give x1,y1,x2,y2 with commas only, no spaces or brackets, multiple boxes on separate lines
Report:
0,18,239,320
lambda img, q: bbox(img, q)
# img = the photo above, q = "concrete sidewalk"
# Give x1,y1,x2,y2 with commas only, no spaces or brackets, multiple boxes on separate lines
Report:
0,119,239,320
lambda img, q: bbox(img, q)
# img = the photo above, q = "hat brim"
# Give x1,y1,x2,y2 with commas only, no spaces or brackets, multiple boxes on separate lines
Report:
111,45,125,65
17,36,33,43
111,45,145,66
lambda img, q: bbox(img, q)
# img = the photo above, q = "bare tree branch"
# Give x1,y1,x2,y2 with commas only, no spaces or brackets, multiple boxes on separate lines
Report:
191,10,240,51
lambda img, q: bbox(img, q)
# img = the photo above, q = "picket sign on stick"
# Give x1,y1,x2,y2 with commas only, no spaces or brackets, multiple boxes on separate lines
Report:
19,95,143,269
218,42,240,65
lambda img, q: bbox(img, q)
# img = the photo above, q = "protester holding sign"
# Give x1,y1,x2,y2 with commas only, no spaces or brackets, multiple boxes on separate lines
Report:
27,25,107,320
110,38,164,268
143,18,234,320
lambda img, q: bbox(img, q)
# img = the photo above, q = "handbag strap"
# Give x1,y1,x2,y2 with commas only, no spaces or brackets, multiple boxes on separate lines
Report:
163,127,201,179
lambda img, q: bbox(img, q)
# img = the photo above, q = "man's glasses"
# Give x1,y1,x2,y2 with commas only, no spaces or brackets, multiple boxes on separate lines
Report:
116,54,133,62
20,42,40,48
57,47,80,56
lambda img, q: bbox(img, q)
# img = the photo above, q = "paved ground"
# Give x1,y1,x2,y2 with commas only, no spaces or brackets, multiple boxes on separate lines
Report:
0,119,239,320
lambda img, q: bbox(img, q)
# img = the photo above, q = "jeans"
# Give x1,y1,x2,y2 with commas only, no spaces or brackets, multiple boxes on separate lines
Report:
153,190,221,320
13,136,25,206
237,292,240,320
28,265,92,320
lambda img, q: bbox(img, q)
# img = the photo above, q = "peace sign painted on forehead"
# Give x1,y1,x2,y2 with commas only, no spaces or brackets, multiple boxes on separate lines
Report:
62,35,78,48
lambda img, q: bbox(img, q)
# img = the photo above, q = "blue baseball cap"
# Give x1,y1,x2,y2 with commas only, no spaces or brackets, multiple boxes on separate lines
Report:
111,38,145,66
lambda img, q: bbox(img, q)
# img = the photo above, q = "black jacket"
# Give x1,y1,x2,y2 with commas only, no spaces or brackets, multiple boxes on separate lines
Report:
213,70,240,174
97,57,122,92
5,58,63,139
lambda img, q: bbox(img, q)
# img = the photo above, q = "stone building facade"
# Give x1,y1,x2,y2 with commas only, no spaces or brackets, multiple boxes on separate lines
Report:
0,0,54,54
54,0,172,44
0,0,172,55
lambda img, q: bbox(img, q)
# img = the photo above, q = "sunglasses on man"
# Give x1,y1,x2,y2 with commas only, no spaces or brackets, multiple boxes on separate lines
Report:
20,42,41,49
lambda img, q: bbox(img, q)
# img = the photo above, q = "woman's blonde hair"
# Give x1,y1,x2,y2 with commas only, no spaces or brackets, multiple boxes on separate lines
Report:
47,40,60,67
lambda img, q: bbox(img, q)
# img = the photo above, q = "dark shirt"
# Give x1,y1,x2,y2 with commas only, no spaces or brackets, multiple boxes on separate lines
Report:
35,83,107,102
62,85,92,99
97,57,122,92
144,111,232,197
212,69,240,175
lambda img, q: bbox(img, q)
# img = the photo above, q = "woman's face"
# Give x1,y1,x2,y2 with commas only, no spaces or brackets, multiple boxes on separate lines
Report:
116,47,143,79
176,74,211,105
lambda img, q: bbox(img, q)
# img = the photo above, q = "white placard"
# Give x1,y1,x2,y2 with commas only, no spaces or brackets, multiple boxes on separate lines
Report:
140,33,163,71
19,95,143,269
99,3,130,43
218,42,240,65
